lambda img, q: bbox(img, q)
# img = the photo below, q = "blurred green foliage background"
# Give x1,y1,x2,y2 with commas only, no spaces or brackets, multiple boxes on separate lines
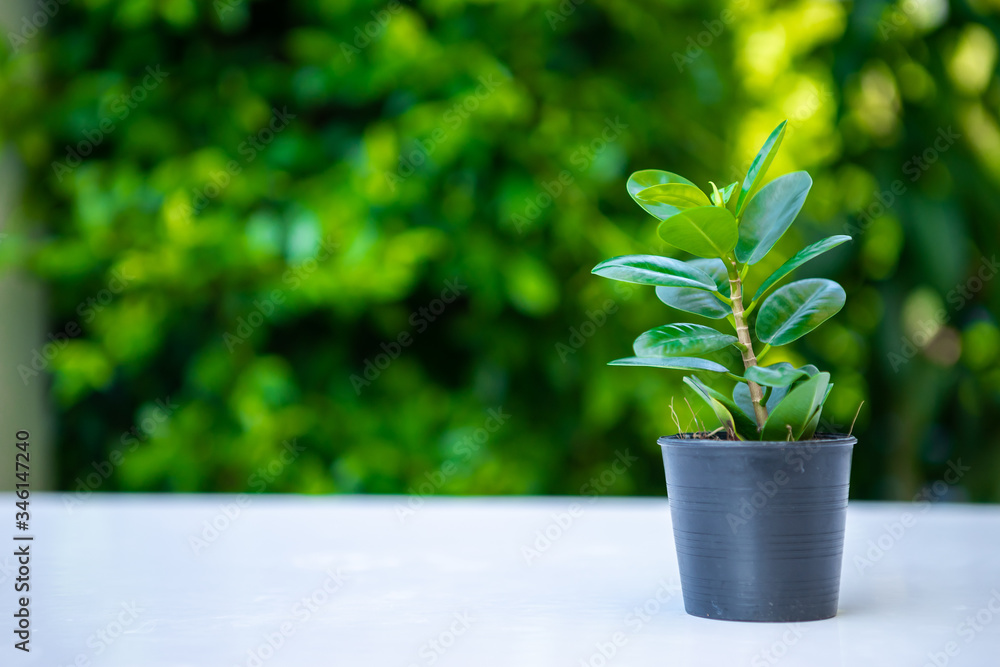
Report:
1,0,999,500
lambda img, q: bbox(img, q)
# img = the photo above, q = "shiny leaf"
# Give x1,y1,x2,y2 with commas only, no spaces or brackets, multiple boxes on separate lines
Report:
736,120,787,217
689,258,731,296
627,170,695,220
760,372,831,441
657,206,738,258
720,181,738,204
684,376,758,439
756,279,846,346
736,171,812,264
636,183,712,210
655,285,730,319
801,384,833,439
608,356,729,373
733,382,755,418
744,362,813,387
765,365,819,411
632,323,737,357
592,255,716,290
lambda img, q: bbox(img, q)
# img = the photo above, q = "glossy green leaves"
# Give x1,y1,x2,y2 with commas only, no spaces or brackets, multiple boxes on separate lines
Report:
736,171,812,264
656,206,738,258
719,182,737,204
656,285,730,319
744,362,813,387
756,279,846,345
655,258,731,319
597,121,846,441
608,356,729,373
736,120,786,217
760,372,831,441
627,170,695,220
592,255,716,290
633,323,737,357
685,376,758,440
636,183,711,210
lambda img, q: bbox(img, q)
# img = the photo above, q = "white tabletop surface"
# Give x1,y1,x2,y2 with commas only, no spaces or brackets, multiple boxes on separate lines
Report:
6,495,1000,666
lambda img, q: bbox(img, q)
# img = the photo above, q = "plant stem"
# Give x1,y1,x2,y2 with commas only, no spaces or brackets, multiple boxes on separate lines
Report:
727,257,769,430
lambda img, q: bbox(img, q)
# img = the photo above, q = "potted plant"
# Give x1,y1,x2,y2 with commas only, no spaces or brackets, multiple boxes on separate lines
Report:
593,120,856,622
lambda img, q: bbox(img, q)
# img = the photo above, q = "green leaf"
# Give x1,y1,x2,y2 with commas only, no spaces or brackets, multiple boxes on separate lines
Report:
765,365,818,412
685,380,739,438
690,258,730,296
735,171,812,264
633,323,737,357
733,382,756,421
744,362,813,387
736,120,787,217
751,235,852,304
802,405,824,440
755,279,846,346
592,255,716,290
655,286,730,319
608,356,729,373
709,182,724,207
627,170,695,220
760,372,831,441
684,376,758,439
720,181,738,204
636,183,712,210
766,386,788,412
657,206,738,258
653,257,732,321
801,384,833,439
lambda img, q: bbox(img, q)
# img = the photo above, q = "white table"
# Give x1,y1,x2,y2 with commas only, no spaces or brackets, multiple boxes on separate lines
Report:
7,495,1000,666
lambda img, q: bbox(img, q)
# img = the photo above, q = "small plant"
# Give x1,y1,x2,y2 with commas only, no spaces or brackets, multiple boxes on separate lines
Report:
593,120,851,441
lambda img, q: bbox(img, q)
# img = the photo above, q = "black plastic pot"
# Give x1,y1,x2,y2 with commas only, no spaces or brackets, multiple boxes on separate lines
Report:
658,434,855,622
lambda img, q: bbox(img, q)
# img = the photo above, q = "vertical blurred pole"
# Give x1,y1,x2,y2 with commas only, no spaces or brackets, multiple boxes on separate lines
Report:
0,0,54,492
